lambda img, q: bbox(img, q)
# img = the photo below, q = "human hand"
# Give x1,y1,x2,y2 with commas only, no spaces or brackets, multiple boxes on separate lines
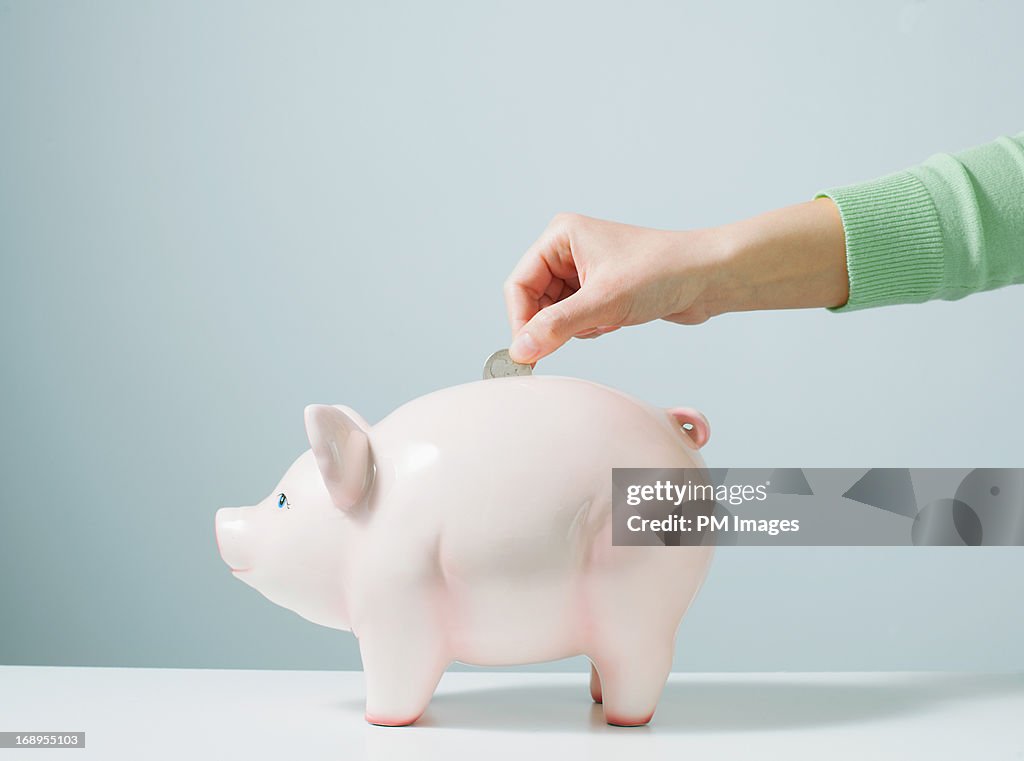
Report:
503,200,848,364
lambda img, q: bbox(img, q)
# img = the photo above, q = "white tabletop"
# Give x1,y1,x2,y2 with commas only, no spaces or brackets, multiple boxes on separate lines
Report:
1,667,1021,760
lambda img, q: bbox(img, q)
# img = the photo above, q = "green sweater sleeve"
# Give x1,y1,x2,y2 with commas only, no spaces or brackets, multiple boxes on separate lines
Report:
816,132,1024,312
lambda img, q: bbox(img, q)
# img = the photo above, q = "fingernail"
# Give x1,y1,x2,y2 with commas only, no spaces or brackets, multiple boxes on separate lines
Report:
509,332,539,363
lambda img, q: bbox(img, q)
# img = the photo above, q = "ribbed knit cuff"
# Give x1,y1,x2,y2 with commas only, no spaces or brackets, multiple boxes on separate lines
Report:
816,171,945,312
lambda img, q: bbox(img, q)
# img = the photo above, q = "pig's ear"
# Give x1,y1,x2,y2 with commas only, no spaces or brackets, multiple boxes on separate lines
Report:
304,404,373,511
331,405,371,432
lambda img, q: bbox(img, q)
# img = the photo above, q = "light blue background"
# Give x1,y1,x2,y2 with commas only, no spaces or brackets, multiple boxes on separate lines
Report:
1,0,1022,671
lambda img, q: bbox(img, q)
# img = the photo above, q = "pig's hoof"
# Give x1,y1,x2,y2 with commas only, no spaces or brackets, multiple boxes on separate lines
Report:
605,712,654,727
365,712,422,727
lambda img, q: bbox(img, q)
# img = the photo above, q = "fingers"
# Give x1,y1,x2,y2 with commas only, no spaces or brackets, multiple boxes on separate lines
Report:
505,213,626,362
503,217,580,334
509,289,616,363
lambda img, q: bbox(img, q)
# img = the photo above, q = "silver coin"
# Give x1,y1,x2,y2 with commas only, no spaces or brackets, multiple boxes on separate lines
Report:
482,348,533,379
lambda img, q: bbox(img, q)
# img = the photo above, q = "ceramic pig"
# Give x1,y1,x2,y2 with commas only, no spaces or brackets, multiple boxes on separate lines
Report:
215,375,713,726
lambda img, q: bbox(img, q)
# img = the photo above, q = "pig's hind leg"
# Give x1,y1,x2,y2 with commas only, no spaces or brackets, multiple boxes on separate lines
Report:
589,662,603,703
581,556,674,725
588,641,673,727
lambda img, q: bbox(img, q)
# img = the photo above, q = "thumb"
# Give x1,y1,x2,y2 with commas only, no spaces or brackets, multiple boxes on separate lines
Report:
508,289,612,363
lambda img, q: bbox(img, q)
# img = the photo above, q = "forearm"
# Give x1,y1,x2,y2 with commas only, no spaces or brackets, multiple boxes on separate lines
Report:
698,132,1024,317
701,198,850,315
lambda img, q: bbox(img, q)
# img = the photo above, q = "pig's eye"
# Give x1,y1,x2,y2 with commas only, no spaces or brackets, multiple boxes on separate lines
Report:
277,493,290,509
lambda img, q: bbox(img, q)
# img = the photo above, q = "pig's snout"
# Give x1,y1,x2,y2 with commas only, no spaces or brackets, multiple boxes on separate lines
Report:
216,507,253,573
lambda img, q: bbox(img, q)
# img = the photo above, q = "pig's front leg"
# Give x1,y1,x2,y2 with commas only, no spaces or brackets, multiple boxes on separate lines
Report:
356,595,450,727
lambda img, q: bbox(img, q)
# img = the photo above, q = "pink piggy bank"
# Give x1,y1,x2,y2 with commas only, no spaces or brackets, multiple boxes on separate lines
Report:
215,375,713,726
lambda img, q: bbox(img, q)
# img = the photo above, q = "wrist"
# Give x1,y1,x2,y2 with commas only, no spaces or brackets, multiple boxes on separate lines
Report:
660,227,740,321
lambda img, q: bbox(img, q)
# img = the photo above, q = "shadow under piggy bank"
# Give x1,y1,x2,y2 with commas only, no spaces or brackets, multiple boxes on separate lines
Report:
340,672,1024,734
